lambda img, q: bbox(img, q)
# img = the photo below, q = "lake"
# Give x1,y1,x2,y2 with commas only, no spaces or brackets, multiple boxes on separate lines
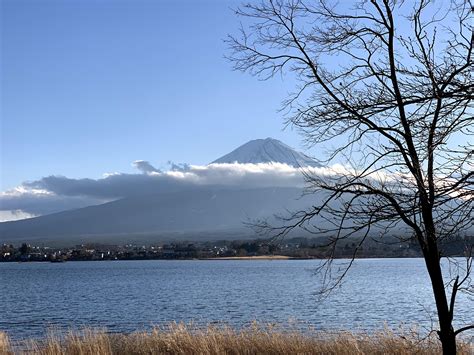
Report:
1,258,472,341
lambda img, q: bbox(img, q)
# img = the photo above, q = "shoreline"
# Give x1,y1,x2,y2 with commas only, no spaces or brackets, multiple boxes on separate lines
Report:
200,255,293,260
0,255,447,263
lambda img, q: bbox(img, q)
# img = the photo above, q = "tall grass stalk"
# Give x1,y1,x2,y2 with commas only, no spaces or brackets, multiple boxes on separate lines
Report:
1,324,473,355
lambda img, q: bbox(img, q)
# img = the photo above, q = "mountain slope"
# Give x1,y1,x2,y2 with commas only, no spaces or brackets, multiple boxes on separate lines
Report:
211,138,321,167
0,187,314,244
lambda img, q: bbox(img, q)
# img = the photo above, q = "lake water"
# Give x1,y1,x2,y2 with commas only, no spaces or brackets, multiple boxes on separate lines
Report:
1,259,472,341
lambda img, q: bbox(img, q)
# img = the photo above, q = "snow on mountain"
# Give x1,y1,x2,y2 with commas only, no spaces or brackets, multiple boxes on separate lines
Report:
211,138,321,167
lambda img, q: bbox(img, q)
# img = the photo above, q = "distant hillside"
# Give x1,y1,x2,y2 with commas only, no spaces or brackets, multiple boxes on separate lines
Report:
0,187,314,245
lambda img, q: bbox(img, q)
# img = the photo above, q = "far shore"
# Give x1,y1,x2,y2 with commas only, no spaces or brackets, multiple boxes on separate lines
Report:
201,255,293,260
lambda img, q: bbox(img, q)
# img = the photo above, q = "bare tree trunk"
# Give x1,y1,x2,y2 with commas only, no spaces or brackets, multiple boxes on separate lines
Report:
228,1,473,353
423,238,457,354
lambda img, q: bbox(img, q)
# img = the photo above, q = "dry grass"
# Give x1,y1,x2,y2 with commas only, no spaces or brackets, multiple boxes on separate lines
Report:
1,324,473,355
0,332,11,355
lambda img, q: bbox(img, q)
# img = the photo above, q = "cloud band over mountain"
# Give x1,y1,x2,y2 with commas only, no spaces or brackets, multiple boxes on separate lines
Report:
1,162,337,219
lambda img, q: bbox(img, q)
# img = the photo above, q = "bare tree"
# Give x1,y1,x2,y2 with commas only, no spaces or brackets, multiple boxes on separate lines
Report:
227,0,473,353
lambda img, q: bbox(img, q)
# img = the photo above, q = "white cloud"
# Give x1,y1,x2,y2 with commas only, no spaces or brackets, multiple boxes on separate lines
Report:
132,160,161,174
1,160,471,228
0,210,38,222
0,161,412,221
0,162,317,218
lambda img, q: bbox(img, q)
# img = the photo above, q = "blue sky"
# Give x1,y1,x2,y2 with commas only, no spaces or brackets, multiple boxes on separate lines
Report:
1,0,302,190
1,0,470,224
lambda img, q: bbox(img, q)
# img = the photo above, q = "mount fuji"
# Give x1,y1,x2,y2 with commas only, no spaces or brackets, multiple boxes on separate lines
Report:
212,138,321,167
0,138,319,245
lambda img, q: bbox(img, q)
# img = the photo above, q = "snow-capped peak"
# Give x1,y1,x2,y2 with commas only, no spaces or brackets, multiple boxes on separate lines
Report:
211,138,321,167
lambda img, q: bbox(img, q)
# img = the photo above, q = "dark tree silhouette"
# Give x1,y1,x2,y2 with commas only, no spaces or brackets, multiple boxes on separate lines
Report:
228,0,473,353
19,243,30,255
